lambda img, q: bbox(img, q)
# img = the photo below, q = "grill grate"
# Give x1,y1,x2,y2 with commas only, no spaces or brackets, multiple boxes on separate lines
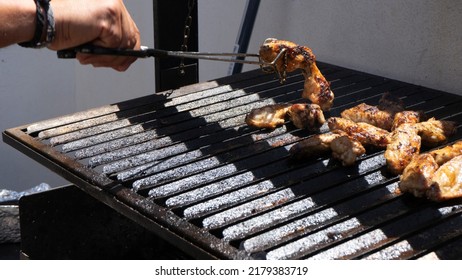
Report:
4,62,462,259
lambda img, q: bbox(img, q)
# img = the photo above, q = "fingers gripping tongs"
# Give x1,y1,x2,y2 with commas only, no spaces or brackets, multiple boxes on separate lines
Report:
57,45,284,73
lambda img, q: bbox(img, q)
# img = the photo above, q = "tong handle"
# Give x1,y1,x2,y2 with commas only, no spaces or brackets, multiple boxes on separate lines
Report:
57,45,167,59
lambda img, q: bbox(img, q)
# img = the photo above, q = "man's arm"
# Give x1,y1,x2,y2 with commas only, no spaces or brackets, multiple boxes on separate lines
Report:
0,0,141,71
0,0,36,48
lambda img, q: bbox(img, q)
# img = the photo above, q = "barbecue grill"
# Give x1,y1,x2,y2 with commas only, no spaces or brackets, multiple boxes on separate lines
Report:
3,60,462,259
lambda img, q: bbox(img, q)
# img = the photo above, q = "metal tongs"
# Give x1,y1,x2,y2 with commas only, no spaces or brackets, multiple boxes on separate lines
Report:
57,45,288,77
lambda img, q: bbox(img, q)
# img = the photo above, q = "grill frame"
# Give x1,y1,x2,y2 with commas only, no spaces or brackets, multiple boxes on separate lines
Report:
4,62,462,259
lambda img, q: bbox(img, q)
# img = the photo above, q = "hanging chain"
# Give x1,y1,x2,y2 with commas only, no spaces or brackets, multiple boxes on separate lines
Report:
179,0,196,76
281,50,288,83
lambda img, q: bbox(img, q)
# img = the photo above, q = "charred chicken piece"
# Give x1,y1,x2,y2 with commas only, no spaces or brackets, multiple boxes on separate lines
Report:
377,92,405,115
259,38,314,74
399,141,462,201
399,153,439,198
413,118,457,147
384,116,456,175
384,123,421,175
302,63,334,111
341,103,395,131
330,135,366,166
288,103,325,130
428,155,462,201
289,131,345,161
429,141,462,165
385,111,425,175
259,38,334,111
290,130,365,166
341,93,406,131
327,117,391,148
391,110,425,131
245,103,291,129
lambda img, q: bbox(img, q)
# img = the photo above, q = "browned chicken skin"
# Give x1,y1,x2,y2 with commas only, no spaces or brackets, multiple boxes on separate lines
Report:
330,135,366,166
340,93,407,131
290,117,389,166
399,141,462,201
391,110,425,131
245,103,326,130
399,153,438,197
259,38,314,73
341,103,396,131
294,110,455,176
385,123,422,175
384,116,456,175
302,63,334,111
288,103,325,130
414,118,457,147
289,132,344,161
429,141,462,165
290,130,365,166
259,38,334,111
245,104,291,129
428,155,462,201
327,117,391,148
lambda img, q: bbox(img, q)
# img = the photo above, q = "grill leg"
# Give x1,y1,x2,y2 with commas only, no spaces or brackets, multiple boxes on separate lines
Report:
19,185,191,259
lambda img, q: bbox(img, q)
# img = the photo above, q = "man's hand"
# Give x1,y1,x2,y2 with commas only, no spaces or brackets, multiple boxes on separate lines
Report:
49,0,141,71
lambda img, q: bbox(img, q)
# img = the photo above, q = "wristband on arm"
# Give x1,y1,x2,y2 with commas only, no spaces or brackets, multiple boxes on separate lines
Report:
19,0,55,48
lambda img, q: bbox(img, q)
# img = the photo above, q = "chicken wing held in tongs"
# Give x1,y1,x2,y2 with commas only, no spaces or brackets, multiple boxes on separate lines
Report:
259,38,334,111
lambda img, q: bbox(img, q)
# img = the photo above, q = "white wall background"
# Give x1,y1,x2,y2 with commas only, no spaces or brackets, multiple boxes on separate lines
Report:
1,0,461,191
200,0,462,95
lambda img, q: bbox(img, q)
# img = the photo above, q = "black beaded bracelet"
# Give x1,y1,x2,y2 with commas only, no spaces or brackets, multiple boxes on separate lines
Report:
44,0,55,44
19,0,54,48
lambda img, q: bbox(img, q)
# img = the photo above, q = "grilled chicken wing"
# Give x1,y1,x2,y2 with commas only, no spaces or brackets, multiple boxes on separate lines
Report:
288,103,325,130
330,135,366,166
259,38,314,73
290,130,364,166
341,103,395,131
245,103,291,129
428,155,462,201
289,132,344,160
384,116,456,175
414,118,457,147
399,153,439,198
384,123,421,175
302,63,334,111
259,38,334,111
385,111,426,175
391,110,425,131
429,141,462,165
327,117,390,147
399,141,462,201
340,93,406,131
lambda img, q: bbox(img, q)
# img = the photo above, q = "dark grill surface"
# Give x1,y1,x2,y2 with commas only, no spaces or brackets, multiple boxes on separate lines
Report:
4,62,462,259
